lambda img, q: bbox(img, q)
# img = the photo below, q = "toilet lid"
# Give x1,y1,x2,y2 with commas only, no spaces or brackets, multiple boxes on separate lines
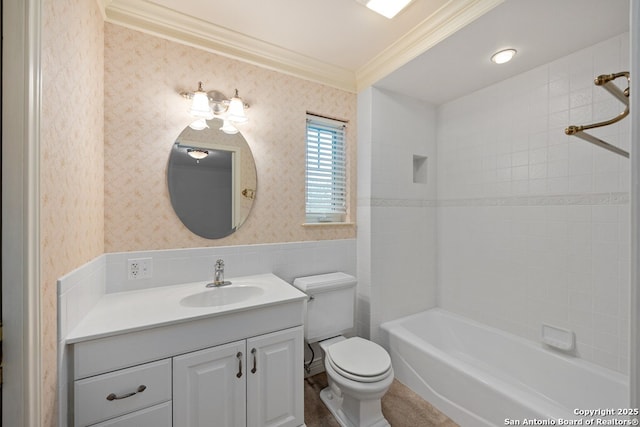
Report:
326,337,391,378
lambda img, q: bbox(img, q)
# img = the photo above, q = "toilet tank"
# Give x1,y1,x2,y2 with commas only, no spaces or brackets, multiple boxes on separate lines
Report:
292,272,356,343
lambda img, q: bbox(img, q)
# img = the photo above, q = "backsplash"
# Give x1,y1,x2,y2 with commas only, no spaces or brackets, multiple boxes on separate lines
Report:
58,239,356,339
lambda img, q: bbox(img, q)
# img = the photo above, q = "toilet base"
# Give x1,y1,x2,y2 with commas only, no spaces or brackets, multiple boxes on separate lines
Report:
320,387,390,427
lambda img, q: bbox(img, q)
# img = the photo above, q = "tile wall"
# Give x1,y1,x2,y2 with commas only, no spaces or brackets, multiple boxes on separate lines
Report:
358,88,439,342
437,33,630,372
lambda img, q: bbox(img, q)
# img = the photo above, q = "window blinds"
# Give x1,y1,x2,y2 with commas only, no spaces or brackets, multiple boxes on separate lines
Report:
305,114,347,222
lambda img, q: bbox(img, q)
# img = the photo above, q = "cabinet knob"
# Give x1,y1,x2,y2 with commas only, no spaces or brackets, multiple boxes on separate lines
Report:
106,384,147,401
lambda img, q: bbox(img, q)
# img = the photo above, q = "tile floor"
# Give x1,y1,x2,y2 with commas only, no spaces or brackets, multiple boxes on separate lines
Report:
304,373,459,427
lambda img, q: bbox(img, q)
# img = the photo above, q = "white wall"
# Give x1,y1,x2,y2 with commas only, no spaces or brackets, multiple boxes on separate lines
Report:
358,88,439,342
437,33,630,373
629,0,640,407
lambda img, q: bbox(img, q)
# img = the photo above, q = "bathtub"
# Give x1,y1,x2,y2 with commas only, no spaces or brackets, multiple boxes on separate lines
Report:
379,308,629,427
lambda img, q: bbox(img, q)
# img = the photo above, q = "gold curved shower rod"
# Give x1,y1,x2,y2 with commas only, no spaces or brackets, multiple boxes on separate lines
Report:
565,71,630,158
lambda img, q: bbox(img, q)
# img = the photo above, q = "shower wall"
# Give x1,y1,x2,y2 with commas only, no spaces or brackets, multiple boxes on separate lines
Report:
357,88,438,342
437,33,630,373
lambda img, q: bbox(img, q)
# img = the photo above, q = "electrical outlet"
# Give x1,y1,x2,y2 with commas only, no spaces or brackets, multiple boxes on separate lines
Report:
127,257,153,280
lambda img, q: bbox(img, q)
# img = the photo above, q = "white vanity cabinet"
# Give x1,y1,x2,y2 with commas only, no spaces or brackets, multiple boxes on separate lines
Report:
173,327,303,427
68,274,307,427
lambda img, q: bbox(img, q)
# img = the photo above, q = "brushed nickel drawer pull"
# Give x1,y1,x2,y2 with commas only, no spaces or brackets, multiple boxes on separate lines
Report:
251,348,257,374
236,352,243,378
106,384,147,401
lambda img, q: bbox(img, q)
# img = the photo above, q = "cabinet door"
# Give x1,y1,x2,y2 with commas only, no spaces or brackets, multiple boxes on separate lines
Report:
246,326,304,427
173,340,246,427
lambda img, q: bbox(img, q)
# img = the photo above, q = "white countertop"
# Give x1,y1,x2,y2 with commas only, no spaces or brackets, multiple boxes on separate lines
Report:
66,273,307,344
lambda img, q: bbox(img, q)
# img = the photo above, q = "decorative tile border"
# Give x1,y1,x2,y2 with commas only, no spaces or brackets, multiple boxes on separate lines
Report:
363,198,437,208
360,192,629,208
438,192,629,207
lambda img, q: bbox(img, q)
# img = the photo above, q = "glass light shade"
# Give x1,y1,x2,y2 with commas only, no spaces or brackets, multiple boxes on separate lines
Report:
187,149,209,160
226,95,248,123
220,120,239,135
189,118,209,130
189,91,214,119
491,49,517,64
363,0,413,19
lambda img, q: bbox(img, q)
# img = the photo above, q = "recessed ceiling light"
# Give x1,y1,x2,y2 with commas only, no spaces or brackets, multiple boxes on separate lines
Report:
491,48,517,64
356,0,414,19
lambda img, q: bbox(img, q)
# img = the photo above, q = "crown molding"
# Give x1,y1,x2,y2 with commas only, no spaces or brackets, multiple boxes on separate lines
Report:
356,0,504,91
99,0,502,94
100,0,357,92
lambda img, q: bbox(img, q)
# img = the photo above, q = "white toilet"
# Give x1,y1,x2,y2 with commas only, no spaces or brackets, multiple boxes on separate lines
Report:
293,273,393,427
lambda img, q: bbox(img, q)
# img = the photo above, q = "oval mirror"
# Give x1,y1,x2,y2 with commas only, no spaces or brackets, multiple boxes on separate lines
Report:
167,118,257,239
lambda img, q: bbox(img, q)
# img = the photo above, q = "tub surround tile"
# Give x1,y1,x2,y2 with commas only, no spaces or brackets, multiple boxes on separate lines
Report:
436,33,630,374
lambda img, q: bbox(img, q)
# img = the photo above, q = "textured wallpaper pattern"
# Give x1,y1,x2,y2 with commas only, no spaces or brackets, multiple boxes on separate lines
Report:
41,0,104,425
104,24,357,252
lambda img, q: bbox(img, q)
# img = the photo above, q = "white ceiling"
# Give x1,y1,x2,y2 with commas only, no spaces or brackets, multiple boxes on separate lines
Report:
377,0,631,104
148,0,451,71
101,0,630,104
100,0,503,91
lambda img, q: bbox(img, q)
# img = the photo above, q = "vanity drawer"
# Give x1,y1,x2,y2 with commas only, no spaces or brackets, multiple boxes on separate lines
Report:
75,359,171,427
91,402,172,427
89,401,171,427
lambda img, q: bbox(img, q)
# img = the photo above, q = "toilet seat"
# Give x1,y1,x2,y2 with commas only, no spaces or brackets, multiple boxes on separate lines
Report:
325,337,392,383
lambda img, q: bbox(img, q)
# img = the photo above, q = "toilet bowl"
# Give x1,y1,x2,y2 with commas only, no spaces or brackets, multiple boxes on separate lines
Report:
319,336,394,427
292,272,394,427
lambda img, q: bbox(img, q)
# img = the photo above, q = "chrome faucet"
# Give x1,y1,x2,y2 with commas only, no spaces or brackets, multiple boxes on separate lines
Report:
207,259,231,287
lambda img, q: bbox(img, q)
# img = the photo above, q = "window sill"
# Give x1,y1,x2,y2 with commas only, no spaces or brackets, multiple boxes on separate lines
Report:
302,222,355,227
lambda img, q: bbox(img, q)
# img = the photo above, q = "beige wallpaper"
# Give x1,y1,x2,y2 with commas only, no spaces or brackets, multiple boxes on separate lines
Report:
41,0,105,425
104,24,357,252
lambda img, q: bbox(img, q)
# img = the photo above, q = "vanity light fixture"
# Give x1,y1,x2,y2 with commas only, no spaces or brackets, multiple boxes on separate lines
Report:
356,0,414,19
490,48,517,64
181,82,249,132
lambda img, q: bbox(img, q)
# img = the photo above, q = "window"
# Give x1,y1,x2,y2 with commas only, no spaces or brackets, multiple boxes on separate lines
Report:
305,114,347,223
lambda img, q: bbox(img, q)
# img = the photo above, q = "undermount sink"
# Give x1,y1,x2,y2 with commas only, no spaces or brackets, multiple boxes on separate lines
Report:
180,285,265,308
